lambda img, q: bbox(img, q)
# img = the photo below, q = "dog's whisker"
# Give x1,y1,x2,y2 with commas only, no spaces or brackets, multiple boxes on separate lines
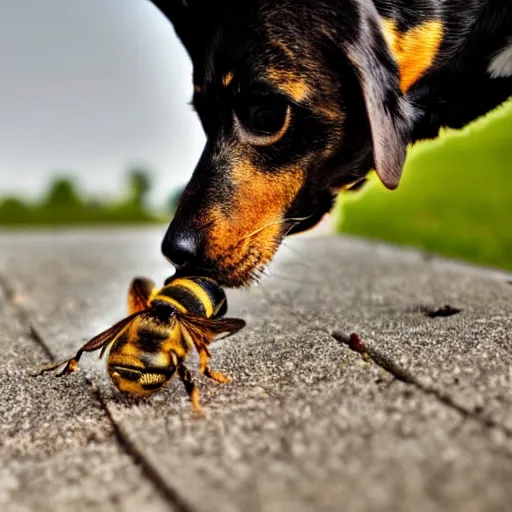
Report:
262,272,322,285
237,212,316,244
210,212,318,286
238,216,305,243
281,221,301,239
236,222,281,244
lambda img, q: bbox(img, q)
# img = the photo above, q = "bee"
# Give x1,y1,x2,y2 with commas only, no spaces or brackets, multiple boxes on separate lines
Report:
38,276,245,412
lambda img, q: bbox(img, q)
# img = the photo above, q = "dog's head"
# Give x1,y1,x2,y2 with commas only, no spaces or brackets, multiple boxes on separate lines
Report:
154,0,414,287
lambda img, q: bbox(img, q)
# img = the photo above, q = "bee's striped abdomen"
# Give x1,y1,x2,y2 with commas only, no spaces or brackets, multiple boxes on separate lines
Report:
135,325,168,353
154,277,227,318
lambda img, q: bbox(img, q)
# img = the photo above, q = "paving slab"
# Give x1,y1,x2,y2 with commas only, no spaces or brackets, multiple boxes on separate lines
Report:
260,236,512,432
0,228,511,512
0,280,171,512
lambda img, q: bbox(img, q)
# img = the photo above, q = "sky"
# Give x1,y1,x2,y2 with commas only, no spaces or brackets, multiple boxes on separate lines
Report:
0,0,205,206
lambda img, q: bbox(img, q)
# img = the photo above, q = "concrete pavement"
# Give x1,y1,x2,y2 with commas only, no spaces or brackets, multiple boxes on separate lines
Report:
0,228,511,512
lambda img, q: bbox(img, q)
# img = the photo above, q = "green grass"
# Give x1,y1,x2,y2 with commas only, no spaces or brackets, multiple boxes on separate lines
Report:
338,100,512,271
0,172,171,228
0,201,162,227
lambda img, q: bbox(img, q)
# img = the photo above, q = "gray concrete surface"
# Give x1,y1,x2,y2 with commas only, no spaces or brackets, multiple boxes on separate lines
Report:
0,228,511,512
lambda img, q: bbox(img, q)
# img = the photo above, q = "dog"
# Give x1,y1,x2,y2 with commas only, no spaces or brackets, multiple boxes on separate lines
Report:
150,0,512,287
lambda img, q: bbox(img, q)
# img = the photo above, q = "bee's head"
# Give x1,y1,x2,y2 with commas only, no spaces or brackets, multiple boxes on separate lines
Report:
150,300,177,323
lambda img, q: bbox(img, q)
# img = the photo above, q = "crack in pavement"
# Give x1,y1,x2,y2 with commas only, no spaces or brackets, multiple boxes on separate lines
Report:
247,289,512,440
0,275,54,363
331,330,512,441
0,275,194,512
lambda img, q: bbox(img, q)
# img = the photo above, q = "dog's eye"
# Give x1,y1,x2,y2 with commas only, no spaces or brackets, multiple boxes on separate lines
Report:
234,95,290,144
247,102,286,134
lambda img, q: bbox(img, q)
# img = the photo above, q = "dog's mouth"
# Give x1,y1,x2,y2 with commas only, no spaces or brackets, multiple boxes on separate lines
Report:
170,210,325,288
172,252,273,288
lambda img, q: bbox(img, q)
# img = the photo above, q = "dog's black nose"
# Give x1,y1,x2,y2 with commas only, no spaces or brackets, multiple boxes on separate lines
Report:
161,226,199,269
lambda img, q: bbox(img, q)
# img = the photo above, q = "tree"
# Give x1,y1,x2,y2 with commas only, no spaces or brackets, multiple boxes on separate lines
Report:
127,168,152,211
43,176,82,208
0,197,32,224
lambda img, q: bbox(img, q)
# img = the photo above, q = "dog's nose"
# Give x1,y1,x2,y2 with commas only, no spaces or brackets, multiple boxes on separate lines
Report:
161,226,199,269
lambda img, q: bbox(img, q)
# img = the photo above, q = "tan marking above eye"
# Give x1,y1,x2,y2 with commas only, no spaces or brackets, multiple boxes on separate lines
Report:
381,18,444,93
194,84,201,93
234,104,292,146
222,72,235,87
267,67,310,102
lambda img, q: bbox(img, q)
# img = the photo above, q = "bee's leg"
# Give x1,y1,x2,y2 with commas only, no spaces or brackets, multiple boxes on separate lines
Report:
197,345,210,373
178,365,201,413
34,358,76,377
128,277,156,314
34,347,86,377
198,349,230,384
182,325,230,385
204,366,231,384
35,318,124,377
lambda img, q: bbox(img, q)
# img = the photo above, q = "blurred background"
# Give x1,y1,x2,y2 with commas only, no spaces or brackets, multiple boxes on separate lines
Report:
0,0,510,271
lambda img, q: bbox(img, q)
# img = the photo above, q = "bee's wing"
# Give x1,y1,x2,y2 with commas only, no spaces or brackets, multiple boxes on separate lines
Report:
177,314,246,345
36,310,146,377
84,311,145,353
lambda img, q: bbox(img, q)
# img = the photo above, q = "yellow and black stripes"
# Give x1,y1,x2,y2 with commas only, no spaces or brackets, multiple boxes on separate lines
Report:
38,273,244,408
106,317,184,397
153,277,227,318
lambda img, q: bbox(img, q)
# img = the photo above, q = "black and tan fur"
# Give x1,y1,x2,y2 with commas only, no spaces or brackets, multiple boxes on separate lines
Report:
151,0,512,287
37,276,245,412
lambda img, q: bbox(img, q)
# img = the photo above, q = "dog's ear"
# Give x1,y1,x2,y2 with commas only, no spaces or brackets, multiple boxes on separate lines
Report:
343,8,414,190
149,0,218,61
